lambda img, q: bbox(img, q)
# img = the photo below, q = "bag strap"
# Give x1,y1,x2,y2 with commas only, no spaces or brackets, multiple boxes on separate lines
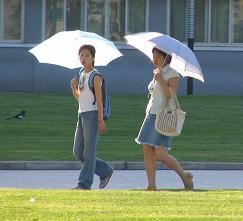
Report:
78,67,84,79
88,69,102,89
88,69,103,105
73,67,83,81
161,87,181,111
170,88,181,110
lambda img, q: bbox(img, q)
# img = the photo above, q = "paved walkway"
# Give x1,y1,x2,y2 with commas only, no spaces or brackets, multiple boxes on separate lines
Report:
0,170,243,190
1,161,243,170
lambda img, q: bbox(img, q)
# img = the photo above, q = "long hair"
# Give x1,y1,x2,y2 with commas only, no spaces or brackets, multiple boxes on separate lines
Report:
78,44,96,66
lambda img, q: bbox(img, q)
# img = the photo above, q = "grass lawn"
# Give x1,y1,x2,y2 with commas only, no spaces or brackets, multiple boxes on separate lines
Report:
0,93,243,162
0,189,243,220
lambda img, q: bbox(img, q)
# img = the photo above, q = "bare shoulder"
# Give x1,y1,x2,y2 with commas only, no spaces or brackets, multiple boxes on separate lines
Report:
94,74,103,81
93,74,103,88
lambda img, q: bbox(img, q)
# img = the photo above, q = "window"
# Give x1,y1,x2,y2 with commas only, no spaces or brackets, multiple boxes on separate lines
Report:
45,0,148,41
109,0,125,41
195,0,208,42
211,0,229,43
170,0,243,44
127,0,146,35
87,0,105,36
45,0,64,39
0,0,23,41
66,0,85,31
233,0,243,43
170,0,186,42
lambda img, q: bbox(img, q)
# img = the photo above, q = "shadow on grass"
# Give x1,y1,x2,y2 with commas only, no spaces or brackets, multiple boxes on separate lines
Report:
130,189,216,192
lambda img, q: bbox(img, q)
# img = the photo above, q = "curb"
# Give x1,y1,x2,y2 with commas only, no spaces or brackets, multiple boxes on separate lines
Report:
0,161,243,170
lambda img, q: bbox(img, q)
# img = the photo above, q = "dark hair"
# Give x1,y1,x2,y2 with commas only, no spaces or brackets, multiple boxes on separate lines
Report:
152,47,172,65
78,44,96,66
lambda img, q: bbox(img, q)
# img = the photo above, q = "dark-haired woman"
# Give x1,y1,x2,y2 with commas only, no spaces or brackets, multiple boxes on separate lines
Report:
70,44,113,190
135,47,193,191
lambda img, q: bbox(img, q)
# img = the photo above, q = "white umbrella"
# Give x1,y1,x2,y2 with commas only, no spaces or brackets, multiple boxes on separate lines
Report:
29,30,123,69
125,32,204,82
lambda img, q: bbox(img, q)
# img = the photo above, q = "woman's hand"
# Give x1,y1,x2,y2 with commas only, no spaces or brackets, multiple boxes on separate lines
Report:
154,70,179,98
98,120,107,135
70,78,79,102
154,71,163,83
70,78,78,89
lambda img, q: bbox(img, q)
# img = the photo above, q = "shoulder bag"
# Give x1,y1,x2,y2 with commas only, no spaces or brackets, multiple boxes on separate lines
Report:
155,88,186,136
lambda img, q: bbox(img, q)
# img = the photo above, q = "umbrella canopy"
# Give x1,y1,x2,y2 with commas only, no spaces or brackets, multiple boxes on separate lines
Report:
125,32,204,82
29,30,123,69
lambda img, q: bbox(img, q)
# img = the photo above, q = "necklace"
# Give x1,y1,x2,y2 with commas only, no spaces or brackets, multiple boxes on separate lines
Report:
79,72,86,89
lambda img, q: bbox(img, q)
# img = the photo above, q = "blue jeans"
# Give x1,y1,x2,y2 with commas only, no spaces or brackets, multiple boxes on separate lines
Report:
73,111,113,189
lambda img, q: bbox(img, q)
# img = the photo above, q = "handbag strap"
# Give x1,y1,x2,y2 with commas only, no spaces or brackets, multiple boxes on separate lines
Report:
162,87,181,111
170,88,181,110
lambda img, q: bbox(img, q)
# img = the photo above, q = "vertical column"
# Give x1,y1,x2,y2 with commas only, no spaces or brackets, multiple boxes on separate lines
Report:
187,0,195,95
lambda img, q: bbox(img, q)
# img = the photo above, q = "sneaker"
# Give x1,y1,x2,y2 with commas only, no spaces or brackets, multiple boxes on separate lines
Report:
99,170,113,189
70,185,90,190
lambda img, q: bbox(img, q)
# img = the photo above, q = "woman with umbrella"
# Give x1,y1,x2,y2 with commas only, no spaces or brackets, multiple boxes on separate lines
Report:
29,30,123,190
135,47,194,191
70,44,113,190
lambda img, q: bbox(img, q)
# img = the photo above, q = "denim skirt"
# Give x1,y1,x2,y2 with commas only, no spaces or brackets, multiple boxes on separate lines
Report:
135,114,172,150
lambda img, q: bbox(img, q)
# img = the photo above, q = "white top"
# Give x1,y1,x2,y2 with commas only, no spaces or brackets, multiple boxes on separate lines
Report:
78,70,98,113
146,65,179,114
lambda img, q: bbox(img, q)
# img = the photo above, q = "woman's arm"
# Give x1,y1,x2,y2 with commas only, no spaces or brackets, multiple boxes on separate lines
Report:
154,72,179,97
70,78,79,102
94,75,107,134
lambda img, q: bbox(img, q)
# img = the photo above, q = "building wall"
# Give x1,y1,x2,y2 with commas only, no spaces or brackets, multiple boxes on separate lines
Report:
0,0,243,95
194,51,243,95
1,46,243,95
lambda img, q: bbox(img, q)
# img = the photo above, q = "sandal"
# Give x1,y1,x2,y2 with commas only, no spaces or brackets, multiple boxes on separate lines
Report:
146,186,157,191
183,172,194,190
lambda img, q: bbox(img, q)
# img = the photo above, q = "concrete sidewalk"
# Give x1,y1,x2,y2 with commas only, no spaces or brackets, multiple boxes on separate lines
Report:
1,161,243,170
0,170,243,190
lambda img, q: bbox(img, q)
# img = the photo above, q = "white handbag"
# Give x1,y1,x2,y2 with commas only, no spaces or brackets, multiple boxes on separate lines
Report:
155,89,186,136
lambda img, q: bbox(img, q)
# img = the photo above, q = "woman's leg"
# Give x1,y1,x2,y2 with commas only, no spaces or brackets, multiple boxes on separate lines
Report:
73,112,112,189
154,147,193,190
77,112,99,189
73,119,84,162
143,144,156,189
95,158,113,178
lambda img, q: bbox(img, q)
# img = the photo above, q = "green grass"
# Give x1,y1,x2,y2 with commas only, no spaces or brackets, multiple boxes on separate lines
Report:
0,93,243,162
0,189,243,220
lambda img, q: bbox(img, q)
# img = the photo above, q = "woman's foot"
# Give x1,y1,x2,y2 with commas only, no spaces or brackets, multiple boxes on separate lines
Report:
183,172,194,190
70,185,90,190
146,185,157,191
99,170,113,189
